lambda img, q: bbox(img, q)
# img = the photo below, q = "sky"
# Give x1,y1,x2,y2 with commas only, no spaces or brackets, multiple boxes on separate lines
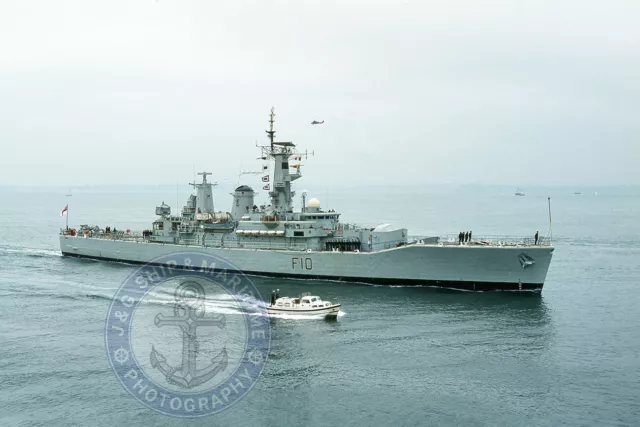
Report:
0,0,638,188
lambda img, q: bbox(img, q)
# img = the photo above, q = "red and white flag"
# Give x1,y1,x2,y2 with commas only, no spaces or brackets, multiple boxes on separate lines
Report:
262,175,269,182
61,205,68,216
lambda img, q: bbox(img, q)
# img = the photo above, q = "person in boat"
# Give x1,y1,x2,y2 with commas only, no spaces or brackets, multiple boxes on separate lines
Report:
270,290,275,306
469,231,472,241
276,289,280,299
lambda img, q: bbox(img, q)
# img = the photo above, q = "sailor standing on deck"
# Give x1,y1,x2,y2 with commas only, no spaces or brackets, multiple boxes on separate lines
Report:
270,290,276,306
535,231,539,245
276,289,280,299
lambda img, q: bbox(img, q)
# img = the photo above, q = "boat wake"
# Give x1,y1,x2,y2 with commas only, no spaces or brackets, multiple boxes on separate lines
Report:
0,246,62,258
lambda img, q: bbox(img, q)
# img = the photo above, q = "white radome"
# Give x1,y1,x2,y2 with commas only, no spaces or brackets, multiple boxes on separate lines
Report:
307,198,320,208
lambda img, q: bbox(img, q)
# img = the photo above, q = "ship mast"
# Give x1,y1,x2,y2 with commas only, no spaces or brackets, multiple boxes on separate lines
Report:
256,107,310,217
266,107,276,149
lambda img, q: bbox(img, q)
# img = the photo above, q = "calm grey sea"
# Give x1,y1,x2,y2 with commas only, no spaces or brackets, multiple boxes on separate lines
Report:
1,184,639,426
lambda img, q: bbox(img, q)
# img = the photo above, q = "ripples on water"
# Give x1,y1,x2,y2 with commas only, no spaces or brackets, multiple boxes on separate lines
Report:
1,187,639,426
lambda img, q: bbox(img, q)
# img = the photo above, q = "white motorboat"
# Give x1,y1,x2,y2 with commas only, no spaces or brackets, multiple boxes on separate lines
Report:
267,293,341,318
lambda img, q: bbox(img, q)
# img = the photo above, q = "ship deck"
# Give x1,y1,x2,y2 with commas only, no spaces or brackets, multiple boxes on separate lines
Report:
60,230,552,252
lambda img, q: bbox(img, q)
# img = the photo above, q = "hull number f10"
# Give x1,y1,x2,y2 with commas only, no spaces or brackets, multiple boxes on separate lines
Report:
292,257,313,270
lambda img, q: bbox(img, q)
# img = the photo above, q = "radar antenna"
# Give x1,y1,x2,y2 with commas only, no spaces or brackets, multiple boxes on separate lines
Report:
198,172,212,183
190,172,218,188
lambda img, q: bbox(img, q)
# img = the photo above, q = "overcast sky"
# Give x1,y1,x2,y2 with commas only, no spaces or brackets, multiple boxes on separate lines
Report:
1,0,638,188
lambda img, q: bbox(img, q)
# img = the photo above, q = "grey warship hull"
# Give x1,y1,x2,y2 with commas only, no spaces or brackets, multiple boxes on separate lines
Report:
59,235,553,291
59,108,554,292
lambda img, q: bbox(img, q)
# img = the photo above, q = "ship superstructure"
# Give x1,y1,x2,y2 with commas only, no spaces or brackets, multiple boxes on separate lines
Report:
60,108,554,291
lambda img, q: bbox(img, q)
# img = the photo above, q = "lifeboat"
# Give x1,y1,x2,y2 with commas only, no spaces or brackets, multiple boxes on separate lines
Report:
200,221,235,232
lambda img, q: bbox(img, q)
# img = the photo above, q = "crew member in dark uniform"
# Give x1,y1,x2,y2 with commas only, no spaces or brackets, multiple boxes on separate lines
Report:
535,231,539,245
270,290,275,306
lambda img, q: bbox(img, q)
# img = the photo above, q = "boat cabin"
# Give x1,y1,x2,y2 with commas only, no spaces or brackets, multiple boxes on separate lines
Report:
273,295,330,309
300,296,322,306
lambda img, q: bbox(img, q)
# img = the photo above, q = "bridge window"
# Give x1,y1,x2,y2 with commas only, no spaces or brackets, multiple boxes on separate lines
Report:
294,231,304,237
281,162,289,169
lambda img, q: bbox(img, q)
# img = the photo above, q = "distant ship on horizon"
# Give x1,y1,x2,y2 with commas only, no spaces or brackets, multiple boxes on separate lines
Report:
515,188,525,196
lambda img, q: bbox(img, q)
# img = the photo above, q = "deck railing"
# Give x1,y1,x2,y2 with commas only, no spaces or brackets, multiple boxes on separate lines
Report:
410,234,551,247
61,229,148,242
61,229,312,251
61,229,551,250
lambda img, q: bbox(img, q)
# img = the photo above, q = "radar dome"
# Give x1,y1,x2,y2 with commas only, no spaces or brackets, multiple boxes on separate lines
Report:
307,198,321,208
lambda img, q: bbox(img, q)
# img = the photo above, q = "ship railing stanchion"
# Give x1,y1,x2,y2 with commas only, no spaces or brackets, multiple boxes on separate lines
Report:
547,197,553,244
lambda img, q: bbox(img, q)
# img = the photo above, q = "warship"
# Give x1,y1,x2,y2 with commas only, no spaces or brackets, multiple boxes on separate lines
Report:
60,109,554,291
